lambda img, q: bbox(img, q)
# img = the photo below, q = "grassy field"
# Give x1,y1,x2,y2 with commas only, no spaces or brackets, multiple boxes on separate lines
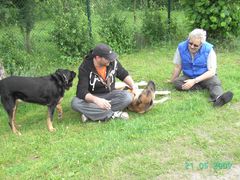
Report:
0,42,240,179
0,7,240,179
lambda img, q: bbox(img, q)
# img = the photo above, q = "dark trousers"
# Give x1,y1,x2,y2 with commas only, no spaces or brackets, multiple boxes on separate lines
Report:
173,75,223,101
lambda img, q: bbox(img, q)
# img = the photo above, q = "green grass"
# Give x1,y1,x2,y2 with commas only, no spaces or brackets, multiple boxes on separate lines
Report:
0,8,240,179
0,44,240,179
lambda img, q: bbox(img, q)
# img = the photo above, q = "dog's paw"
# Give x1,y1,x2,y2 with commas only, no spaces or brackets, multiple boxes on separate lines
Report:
154,96,171,104
50,128,56,132
48,127,56,132
155,90,171,95
13,130,22,136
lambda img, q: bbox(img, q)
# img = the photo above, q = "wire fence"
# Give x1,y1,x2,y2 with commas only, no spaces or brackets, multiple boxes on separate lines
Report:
0,0,183,75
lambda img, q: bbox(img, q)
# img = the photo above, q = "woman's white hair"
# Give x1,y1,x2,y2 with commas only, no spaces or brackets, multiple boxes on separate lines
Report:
188,28,207,43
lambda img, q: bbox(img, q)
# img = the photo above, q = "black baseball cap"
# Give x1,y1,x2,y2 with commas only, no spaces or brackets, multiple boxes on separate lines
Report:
92,43,117,62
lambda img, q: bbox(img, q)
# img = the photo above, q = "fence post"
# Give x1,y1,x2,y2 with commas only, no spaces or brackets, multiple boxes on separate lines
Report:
86,0,92,38
167,0,171,41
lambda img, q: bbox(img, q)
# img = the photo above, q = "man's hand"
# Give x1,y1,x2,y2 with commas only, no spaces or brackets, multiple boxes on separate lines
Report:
94,97,111,110
130,84,138,96
182,79,195,90
122,75,138,97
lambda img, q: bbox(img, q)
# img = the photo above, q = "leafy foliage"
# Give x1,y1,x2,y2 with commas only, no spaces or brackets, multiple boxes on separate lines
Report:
51,0,92,60
99,14,135,54
0,2,18,27
96,0,182,10
0,31,31,75
0,27,67,76
141,8,178,45
182,0,240,41
16,0,35,33
0,0,36,53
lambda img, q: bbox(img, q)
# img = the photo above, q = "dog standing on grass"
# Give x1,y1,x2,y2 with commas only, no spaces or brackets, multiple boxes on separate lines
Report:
0,69,76,135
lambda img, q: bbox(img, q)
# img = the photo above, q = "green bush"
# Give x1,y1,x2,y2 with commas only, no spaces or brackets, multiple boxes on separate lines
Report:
52,1,92,61
0,31,32,75
0,6,18,27
99,14,135,54
182,0,240,42
0,30,63,76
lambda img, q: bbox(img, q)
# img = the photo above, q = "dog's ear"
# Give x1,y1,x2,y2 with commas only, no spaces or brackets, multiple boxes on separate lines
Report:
55,69,63,76
52,69,76,89
56,69,67,82
51,73,64,86
51,69,65,86
136,95,142,105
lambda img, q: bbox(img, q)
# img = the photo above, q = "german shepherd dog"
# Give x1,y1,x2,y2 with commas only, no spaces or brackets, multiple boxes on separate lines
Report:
0,69,76,135
116,81,170,113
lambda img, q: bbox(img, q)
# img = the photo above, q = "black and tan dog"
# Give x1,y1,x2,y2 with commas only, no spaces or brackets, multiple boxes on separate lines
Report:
0,69,76,135
116,80,170,113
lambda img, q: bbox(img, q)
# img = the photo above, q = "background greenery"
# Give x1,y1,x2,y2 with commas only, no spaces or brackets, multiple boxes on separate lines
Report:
1,0,238,76
0,0,240,179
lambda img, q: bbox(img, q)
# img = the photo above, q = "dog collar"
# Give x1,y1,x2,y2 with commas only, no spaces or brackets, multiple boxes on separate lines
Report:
62,74,68,84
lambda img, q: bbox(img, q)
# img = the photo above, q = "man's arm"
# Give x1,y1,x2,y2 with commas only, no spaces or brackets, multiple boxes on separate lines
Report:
170,64,182,82
123,75,137,95
85,93,111,110
123,75,135,89
85,75,136,110
182,69,215,90
193,69,215,83
115,60,137,94
169,48,182,82
84,75,136,109
194,48,216,83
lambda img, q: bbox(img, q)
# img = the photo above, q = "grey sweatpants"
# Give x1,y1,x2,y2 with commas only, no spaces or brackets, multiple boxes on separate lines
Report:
71,90,132,121
173,75,223,101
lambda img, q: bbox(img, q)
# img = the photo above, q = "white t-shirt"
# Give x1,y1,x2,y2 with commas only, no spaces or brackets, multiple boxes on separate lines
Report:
173,48,217,74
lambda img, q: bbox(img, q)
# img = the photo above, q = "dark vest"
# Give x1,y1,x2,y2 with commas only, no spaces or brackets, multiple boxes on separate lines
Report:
178,40,213,78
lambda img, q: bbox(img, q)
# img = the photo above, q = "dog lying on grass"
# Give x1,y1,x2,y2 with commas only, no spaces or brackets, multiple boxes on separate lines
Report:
115,80,170,113
0,69,76,135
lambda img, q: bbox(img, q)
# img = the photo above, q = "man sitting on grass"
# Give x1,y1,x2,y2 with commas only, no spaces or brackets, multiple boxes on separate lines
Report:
71,43,137,122
169,28,233,107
